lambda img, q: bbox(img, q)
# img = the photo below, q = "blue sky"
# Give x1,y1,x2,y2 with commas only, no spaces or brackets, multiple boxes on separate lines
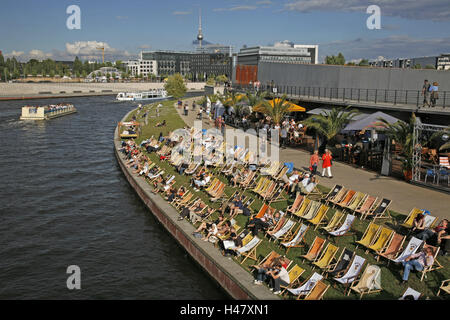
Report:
1,0,450,63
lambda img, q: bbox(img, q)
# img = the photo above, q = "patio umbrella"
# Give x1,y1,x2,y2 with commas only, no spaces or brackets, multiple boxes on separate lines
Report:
253,99,305,112
342,111,401,132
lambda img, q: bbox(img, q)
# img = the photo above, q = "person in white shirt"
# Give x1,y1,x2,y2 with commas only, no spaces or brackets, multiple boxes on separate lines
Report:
267,262,290,294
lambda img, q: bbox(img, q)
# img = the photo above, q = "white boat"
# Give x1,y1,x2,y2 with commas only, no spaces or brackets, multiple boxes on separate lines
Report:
116,89,170,101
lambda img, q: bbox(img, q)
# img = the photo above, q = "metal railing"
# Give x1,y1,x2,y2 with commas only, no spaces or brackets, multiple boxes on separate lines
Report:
232,84,449,108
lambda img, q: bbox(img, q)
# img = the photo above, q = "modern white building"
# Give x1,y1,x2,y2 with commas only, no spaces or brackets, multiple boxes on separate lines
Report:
124,55,158,77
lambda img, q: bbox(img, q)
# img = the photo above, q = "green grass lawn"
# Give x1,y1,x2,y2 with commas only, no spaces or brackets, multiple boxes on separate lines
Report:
123,99,450,300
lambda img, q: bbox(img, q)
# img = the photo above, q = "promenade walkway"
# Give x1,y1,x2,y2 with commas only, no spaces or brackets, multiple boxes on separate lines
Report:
176,98,449,219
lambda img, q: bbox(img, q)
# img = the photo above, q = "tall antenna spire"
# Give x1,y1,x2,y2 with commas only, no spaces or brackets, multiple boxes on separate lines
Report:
197,7,203,49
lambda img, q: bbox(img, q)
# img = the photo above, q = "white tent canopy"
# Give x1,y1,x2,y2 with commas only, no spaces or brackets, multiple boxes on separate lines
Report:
342,111,401,132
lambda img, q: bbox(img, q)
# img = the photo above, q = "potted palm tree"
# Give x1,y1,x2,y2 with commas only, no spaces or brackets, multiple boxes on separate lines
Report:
376,114,415,181
252,94,303,125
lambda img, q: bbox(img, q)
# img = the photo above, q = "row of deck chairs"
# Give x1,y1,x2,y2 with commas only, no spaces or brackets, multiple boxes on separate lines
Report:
251,176,285,203
322,184,393,221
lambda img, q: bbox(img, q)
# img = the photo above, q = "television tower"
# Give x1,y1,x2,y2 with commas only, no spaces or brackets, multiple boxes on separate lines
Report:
197,8,203,49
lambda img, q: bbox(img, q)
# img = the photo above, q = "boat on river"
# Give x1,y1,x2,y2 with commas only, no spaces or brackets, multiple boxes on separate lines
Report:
116,89,170,102
20,104,77,120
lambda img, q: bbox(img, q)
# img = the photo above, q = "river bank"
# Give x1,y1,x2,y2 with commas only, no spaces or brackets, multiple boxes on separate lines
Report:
0,82,206,100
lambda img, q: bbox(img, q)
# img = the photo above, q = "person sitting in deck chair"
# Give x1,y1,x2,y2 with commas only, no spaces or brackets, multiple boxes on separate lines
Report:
155,120,166,127
266,211,283,236
416,219,448,245
266,261,291,295
299,175,318,195
193,214,225,235
401,246,435,283
192,172,211,191
218,230,243,257
411,213,426,235
247,207,276,236
202,220,232,242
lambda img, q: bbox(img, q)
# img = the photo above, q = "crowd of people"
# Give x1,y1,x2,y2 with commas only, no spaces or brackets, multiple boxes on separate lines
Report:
116,103,449,298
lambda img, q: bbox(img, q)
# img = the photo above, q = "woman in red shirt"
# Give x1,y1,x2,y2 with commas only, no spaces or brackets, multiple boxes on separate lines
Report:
321,149,333,178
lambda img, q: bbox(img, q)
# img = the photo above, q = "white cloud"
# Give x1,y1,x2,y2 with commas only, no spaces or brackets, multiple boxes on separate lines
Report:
319,35,450,61
284,0,450,21
214,5,258,12
172,11,192,15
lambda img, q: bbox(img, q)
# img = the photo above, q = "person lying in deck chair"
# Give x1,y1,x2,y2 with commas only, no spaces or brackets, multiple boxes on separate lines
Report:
247,208,276,236
202,220,232,242
401,246,435,283
253,256,289,285
416,219,448,245
193,214,225,237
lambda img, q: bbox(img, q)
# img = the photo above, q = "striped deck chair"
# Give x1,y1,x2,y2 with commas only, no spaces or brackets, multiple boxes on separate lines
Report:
420,244,443,281
391,236,423,264
237,236,262,264
355,195,378,218
335,190,356,209
293,198,311,219
209,181,225,198
363,198,392,221
307,204,330,230
287,194,304,215
280,264,305,292
356,222,382,250
299,200,320,221
333,255,366,295
350,264,382,299
343,192,366,214
301,236,326,263
252,177,269,194
287,272,323,299
321,210,344,233
266,212,287,240
423,214,439,229
399,208,425,229
281,223,309,254
377,233,406,263
321,184,344,203
270,219,296,243
205,178,220,193
312,243,339,271
367,227,394,255
439,156,450,169
399,287,421,300
325,247,354,279
303,280,330,300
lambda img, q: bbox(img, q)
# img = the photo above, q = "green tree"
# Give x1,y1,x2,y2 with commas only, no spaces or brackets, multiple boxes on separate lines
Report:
252,94,294,125
325,53,345,65
206,76,215,86
358,59,369,66
302,106,359,148
375,114,415,171
164,73,187,99
216,74,228,84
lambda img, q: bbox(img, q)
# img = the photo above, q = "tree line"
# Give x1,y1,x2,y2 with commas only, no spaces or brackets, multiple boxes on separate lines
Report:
0,52,126,81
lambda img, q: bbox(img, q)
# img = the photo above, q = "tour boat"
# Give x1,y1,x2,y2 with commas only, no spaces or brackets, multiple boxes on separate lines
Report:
116,89,170,101
20,104,77,120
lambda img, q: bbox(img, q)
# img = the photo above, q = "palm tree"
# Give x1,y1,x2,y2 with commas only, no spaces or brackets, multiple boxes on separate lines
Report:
302,106,360,149
218,91,245,117
253,94,298,125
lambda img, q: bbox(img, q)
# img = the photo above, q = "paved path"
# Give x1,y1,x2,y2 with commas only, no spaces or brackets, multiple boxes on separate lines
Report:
176,98,450,219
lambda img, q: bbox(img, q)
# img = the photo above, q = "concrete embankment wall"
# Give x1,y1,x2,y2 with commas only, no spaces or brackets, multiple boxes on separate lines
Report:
114,110,277,300
258,62,450,91
0,82,206,99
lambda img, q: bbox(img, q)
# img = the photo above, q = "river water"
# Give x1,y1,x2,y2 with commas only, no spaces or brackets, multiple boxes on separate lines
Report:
0,95,226,299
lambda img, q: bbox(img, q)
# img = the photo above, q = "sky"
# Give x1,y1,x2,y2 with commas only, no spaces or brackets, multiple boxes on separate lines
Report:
1,0,450,63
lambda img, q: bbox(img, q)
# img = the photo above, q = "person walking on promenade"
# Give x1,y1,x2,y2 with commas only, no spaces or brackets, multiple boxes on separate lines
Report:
310,150,319,175
422,79,431,108
321,149,333,178
184,103,189,116
430,82,439,108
